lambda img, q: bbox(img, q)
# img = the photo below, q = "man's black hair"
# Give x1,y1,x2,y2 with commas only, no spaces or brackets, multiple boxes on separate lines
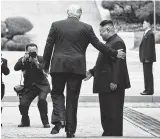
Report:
25,43,38,50
143,14,154,25
100,20,114,27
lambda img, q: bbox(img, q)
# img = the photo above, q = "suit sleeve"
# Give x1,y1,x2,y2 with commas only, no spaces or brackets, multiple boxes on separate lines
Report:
1,59,10,75
145,33,155,61
111,42,125,84
14,58,25,71
42,23,57,70
88,26,118,58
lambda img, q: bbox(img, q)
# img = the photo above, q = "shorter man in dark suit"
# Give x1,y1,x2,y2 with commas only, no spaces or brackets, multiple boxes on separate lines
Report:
85,20,131,136
139,17,156,95
14,43,51,128
1,56,10,126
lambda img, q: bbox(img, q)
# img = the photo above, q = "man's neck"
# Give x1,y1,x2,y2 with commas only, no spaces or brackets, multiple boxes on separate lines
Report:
145,27,151,32
106,33,116,42
68,16,79,20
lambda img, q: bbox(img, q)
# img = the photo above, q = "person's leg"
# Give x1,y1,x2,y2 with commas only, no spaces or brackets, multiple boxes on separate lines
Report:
37,89,50,128
143,63,154,94
65,73,83,137
98,93,111,136
18,87,37,127
143,63,148,92
1,83,5,126
1,83,5,100
112,89,125,136
50,73,67,134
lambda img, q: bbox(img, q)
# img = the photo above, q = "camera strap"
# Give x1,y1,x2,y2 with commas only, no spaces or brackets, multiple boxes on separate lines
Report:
20,71,23,85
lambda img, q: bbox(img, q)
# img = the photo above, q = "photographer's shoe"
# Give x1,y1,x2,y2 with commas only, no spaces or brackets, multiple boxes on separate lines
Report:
66,131,75,138
43,123,50,128
18,124,30,127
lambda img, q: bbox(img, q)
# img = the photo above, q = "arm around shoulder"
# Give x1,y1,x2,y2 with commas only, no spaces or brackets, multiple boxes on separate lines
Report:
88,26,118,58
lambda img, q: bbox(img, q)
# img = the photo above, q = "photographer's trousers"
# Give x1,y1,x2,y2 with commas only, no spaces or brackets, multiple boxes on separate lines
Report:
19,86,49,125
50,73,83,133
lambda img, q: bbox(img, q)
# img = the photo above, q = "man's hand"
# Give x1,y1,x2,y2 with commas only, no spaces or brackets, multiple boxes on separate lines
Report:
117,49,125,59
22,52,29,63
84,71,92,81
29,57,38,63
110,83,117,91
29,57,40,67
145,60,150,63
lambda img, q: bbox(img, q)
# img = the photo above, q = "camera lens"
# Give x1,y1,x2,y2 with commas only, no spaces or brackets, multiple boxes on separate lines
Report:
29,52,37,58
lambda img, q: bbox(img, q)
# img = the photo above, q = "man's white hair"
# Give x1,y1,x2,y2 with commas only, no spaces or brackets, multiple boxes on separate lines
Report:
67,4,82,19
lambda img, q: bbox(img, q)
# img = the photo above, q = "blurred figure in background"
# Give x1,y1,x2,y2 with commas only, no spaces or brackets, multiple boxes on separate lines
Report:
139,16,156,95
1,55,10,126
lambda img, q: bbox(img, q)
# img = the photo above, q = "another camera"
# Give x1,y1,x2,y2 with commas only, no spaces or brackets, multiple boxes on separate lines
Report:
24,52,37,64
29,52,37,58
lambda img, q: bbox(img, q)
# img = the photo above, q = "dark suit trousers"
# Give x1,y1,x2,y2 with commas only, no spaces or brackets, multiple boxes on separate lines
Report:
50,73,83,133
143,62,154,94
1,83,5,100
99,88,125,136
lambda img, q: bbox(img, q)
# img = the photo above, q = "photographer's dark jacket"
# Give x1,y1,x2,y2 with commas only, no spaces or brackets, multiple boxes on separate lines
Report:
14,56,51,94
1,58,10,84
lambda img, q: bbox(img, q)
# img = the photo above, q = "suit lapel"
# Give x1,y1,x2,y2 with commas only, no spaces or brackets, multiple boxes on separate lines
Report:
140,30,152,48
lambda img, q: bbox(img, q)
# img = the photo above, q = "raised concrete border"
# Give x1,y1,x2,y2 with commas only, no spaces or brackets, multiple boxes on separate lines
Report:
2,95,160,102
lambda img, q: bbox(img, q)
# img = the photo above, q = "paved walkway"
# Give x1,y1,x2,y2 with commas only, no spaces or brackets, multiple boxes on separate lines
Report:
1,102,160,139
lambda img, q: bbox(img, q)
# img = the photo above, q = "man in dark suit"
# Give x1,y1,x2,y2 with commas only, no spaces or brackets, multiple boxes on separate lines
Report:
42,4,125,138
14,43,51,128
1,56,10,126
1,56,10,100
139,17,156,95
85,20,131,136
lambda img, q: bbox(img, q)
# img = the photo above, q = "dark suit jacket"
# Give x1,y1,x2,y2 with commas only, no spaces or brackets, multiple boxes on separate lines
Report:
42,17,118,78
90,34,131,93
139,30,156,63
14,56,51,94
1,58,10,84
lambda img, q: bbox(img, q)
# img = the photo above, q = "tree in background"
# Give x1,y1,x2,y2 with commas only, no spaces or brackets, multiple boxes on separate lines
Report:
101,0,160,24
1,17,33,51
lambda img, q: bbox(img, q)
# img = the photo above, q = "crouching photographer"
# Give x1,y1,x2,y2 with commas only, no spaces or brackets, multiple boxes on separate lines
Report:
14,43,51,128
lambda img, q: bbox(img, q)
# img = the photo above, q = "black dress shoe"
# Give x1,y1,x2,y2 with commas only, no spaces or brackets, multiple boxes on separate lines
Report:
140,92,153,95
102,132,112,136
43,123,50,128
50,121,65,134
18,124,30,127
66,132,75,138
